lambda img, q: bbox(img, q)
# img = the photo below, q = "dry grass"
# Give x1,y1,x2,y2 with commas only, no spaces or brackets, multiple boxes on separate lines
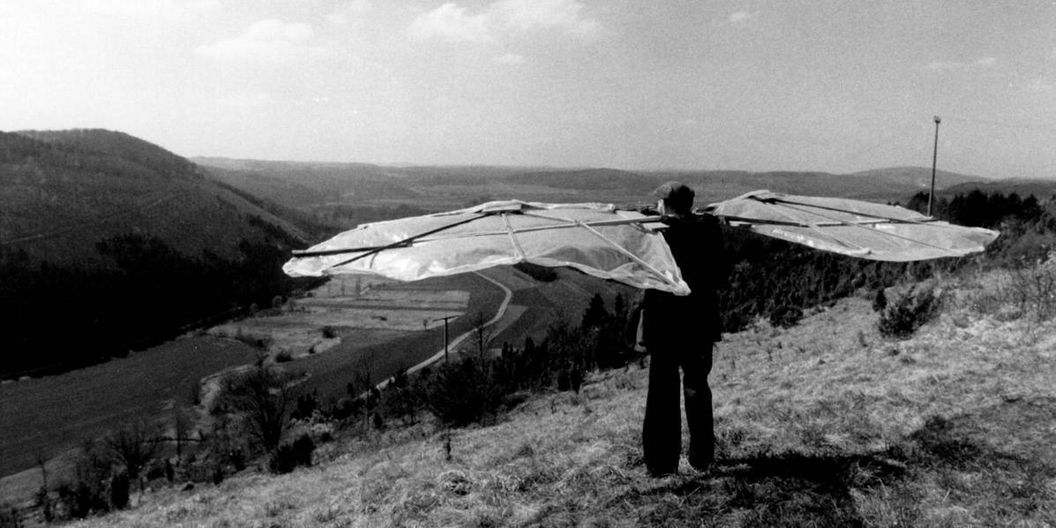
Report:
62,271,1056,528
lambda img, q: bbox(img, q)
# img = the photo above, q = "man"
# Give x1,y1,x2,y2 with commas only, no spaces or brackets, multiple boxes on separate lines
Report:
640,181,725,476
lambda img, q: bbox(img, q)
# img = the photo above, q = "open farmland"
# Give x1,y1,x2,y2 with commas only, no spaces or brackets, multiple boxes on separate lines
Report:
209,275,472,359
0,337,258,486
292,271,508,402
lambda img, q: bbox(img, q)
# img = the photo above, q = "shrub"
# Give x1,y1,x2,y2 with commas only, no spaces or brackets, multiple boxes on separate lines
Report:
109,471,129,510
872,288,888,312
878,284,941,339
379,384,422,426
769,305,803,328
268,434,315,474
291,392,319,421
0,505,22,528
425,358,505,426
55,440,112,519
234,331,271,350
1004,256,1056,321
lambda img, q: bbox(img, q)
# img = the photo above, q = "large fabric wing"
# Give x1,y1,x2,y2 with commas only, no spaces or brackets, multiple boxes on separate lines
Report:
707,190,999,261
283,200,691,295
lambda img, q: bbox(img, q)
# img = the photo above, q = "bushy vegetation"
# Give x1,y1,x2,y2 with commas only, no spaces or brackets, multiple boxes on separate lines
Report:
1004,256,1056,321
42,432,155,521
878,284,942,339
721,189,1056,337
908,189,1053,263
268,434,315,474
717,227,938,332
0,505,23,528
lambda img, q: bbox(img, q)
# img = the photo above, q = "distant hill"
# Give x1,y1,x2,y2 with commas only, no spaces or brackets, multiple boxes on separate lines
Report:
849,166,987,191
195,157,427,208
654,167,989,205
506,168,661,193
1,130,313,266
193,157,989,219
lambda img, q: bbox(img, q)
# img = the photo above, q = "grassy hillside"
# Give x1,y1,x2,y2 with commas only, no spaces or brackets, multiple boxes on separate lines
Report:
53,269,1056,527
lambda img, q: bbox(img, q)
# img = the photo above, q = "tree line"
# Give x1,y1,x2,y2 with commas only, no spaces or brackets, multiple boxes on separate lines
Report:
0,230,320,379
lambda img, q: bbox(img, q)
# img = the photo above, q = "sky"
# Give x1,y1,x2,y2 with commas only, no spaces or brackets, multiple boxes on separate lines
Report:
2,0,1056,178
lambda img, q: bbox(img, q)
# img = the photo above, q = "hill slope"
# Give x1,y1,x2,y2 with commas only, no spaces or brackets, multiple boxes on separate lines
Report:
0,129,323,379
1,130,311,266
61,271,1056,527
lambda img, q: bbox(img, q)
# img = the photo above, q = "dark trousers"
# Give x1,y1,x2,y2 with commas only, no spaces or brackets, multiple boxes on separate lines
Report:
642,340,714,475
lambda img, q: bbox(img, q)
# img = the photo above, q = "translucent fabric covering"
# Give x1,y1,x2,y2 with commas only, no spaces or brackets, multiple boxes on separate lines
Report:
283,200,691,295
707,191,1000,262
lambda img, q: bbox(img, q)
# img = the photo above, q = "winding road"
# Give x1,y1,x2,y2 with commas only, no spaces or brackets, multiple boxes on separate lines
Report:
373,270,514,391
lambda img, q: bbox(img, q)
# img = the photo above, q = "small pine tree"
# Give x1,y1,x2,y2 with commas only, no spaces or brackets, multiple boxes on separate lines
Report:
878,285,940,339
109,471,130,510
873,288,888,313
581,294,609,330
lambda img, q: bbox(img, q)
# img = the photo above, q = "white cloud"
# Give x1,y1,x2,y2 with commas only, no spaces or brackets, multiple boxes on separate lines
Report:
727,11,757,25
925,60,964,71
925,57,998,71
408,3,491,42
56,0,215,18
490,0,601,38
221,92,275,110
495,53,526,64
408,0,601,43
327,0,373,26
196,19,318,63
1011,77,1055,94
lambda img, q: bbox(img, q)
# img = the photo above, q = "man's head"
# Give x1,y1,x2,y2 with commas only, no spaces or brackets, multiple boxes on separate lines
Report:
653,181,695,215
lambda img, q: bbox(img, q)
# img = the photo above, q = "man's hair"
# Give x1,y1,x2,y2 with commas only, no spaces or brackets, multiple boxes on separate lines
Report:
653,181,694,214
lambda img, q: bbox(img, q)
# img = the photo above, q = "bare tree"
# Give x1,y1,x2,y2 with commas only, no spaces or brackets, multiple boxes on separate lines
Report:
350,349,379,429
105,420,160,494
471,311,497,361
215,364,298,452
35,451,52,522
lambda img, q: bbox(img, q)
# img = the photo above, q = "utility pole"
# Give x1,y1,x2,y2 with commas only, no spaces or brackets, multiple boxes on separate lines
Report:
433,315,457,363
928,115,941,217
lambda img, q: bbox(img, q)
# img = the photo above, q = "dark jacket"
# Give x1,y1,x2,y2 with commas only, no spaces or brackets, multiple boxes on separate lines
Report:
642,213,726,344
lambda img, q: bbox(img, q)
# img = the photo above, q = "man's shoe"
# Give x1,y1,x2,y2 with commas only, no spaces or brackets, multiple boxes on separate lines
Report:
647,466,677,478
688,456,713,473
